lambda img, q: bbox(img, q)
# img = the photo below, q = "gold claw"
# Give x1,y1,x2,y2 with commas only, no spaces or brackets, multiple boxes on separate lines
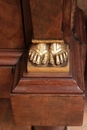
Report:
36,55,41,65
42,53,48,65
63,52,67,62
28,43,49,66
30,51,35,61
33,54,37,63
60,53,63,64
56,55,60,65
50,53,55,65
50,42,68,66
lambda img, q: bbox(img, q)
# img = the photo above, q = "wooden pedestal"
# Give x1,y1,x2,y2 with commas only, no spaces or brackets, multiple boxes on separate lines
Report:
11,37,86,126
0,0,86,129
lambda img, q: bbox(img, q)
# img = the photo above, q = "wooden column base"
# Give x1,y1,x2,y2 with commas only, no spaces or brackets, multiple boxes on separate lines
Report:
11,38,85,126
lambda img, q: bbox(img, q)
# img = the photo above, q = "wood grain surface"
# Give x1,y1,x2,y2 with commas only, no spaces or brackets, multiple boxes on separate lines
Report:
30,0,63,40
22,0,77,45
0,50,24,98
11,94,84,126
63,0,72,44
0,99,31,130
0,0,25,49
0,67,13,98
0,50,24,65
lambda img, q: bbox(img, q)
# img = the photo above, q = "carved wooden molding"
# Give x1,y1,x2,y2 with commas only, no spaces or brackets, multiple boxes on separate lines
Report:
0,49,25,66
0,49,25,98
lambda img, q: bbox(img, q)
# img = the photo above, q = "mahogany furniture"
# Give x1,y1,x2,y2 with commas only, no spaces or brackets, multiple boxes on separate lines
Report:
0,0,86,130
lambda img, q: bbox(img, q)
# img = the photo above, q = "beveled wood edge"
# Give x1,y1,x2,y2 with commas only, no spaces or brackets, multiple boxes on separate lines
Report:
12,53,25,90
0,49,25,99
10,93,85,97
12,78,83,94
0,49,25,66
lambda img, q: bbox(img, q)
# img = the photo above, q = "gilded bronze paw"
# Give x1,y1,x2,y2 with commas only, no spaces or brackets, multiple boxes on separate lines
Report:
29,43,49,66
49,42,68,66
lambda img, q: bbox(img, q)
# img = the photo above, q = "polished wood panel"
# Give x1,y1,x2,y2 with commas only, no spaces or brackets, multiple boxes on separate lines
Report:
0,50,24,65
11,94,84,126
0,0,25,49
63,0,72,44
30,0,63,39
0,99,31,130
0,50,24,98
22,0,32,48
22,0,77,47
0,67,13,98
74,7,86,44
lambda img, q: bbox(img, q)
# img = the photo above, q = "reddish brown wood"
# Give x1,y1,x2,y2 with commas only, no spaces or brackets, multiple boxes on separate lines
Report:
81,44,87,71
12,78,82,94
13,54,25,90
22,0,33,48
0,0,25,49
30,0,63,40
74,7,87,71
34,126,65,130
22,0,77,45
71,38,85,91
0,0,86,129
0,50,24,65
74,7,86,44
0,99,31,130
63,0,72,44
0,50,24,98
11,94,84,126
0,67,13,98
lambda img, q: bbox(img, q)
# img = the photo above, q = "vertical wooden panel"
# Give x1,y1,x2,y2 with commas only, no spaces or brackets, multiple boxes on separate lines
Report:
22,0,33,48
30,0,63,40
0,0,25,49
0,67,13,98
63,0,72,44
